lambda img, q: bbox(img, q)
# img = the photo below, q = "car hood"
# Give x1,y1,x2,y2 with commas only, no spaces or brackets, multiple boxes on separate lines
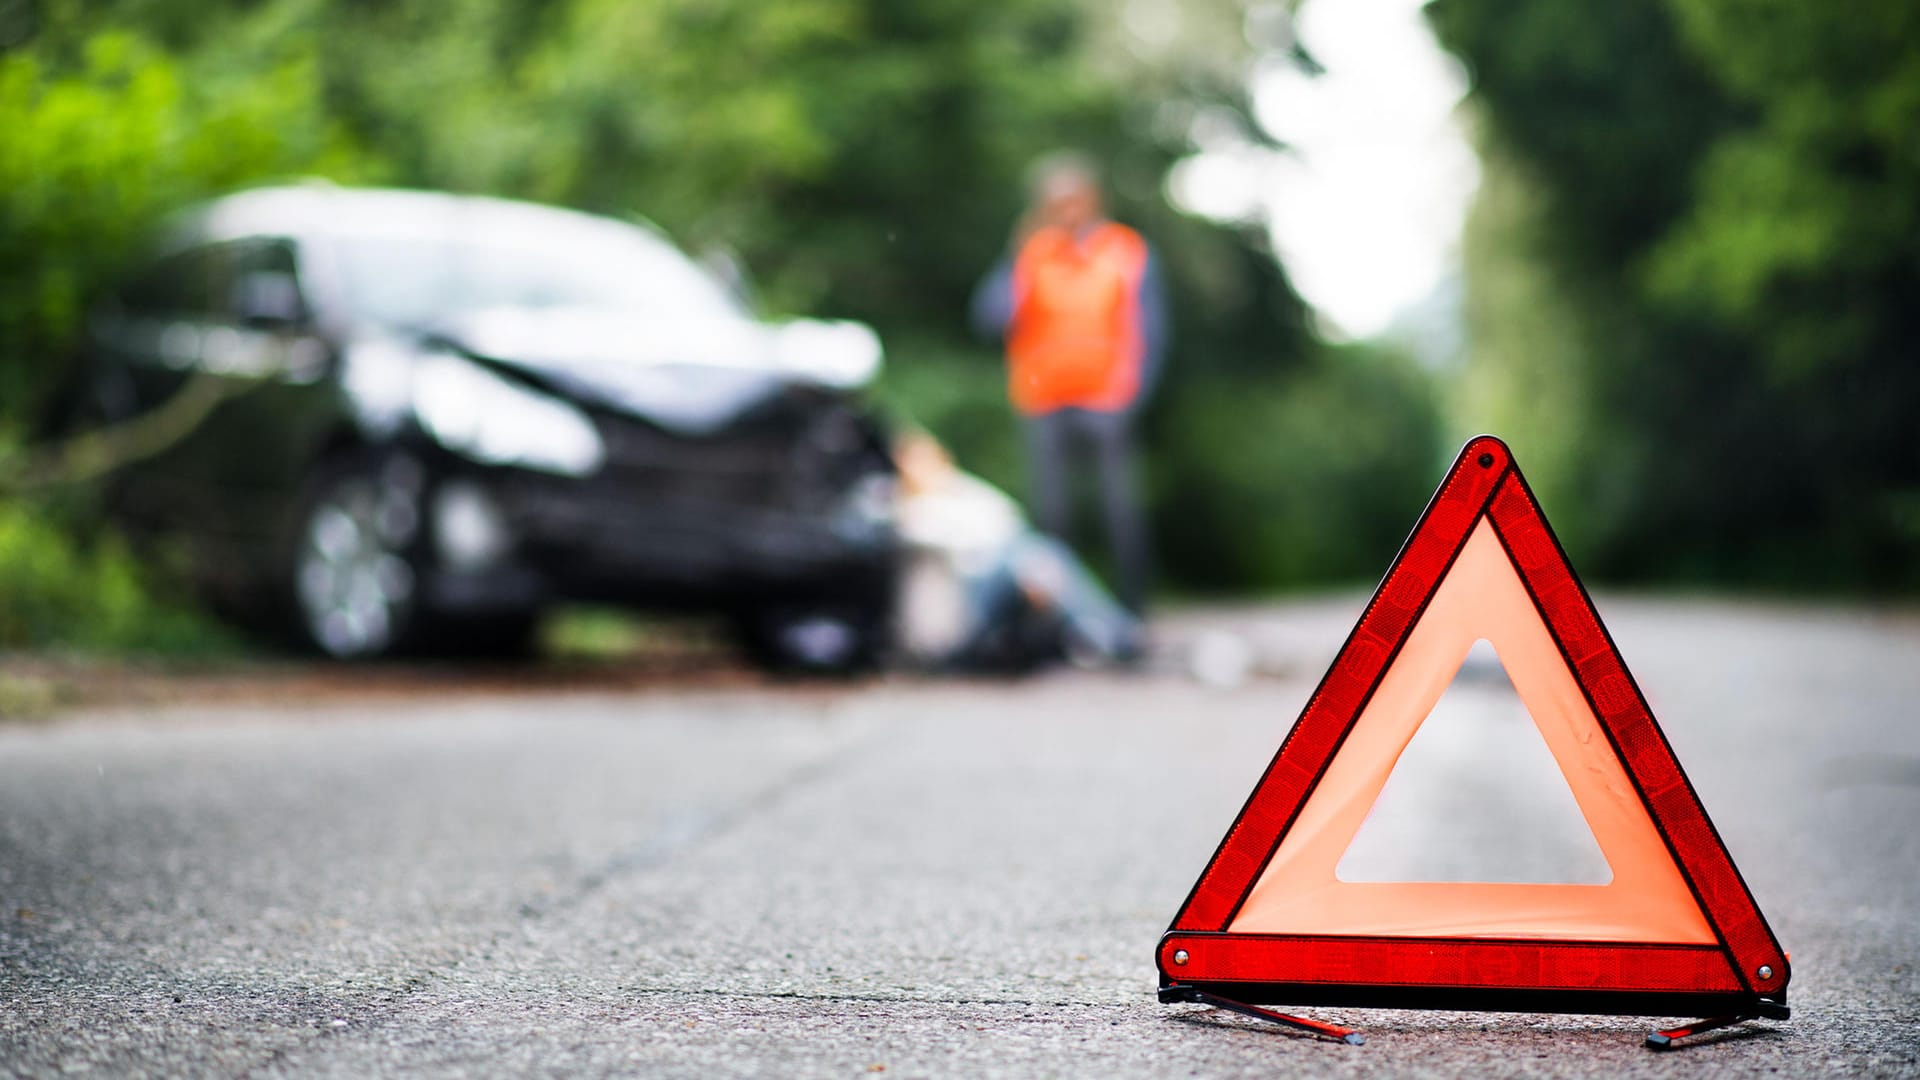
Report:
425,307,881,436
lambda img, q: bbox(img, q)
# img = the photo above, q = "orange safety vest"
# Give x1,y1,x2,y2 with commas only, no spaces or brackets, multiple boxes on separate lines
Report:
1005,222,1150,415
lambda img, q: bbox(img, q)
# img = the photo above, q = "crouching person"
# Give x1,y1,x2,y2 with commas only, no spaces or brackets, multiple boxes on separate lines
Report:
893,432,1141,672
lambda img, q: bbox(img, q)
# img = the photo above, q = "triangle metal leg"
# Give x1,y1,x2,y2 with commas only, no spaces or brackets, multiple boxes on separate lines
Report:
1644,1013,1759,1050
1162,985,1365,1045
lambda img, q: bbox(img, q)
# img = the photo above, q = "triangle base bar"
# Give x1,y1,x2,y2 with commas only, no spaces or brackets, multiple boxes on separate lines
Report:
1159,932,1749,999
1159,926,1787,1018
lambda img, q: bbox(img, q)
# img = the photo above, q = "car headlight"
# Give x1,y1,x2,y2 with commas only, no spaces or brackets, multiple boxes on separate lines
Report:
772,319,882,388
412,354,604,477
835,469,897,540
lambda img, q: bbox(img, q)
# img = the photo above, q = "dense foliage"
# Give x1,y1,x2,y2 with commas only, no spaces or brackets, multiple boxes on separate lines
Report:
0,27,363,413
4,0,1314,378
7,0,1909,656
1432,0,1920,589
0,495,231,652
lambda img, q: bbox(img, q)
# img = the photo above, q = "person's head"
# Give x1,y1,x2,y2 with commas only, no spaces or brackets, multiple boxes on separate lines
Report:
1028,152,1104,234
894,429,956,498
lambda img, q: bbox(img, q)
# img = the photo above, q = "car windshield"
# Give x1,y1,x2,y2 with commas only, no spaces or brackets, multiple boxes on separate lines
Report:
330,215,743,328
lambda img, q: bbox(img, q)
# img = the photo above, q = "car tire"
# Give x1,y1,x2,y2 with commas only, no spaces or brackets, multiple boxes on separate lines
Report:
734,601,888,676
284,450,429,659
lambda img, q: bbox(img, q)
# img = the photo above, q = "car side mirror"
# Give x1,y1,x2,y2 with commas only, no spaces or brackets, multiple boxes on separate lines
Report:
231,270,308,328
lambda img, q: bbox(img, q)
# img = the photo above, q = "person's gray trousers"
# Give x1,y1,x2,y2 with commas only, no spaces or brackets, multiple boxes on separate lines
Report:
1024,407,1151,612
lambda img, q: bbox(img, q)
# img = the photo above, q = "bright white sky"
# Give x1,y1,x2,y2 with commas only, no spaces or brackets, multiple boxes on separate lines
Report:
1167,0,1479,340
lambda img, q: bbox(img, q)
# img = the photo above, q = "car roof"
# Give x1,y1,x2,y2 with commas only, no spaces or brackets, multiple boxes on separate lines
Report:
167,184,676,255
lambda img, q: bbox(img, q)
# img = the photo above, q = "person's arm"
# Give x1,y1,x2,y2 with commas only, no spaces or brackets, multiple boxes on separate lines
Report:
970,258,1016,341
1136,249,1171,401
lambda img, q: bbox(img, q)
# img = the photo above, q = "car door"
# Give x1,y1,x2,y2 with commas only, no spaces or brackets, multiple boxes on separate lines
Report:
185,236,338,551
88,237,334,566
87,240,234,537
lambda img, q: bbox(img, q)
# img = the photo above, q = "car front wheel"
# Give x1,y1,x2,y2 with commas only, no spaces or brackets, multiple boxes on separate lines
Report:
289,453,425,659
734,600,889,675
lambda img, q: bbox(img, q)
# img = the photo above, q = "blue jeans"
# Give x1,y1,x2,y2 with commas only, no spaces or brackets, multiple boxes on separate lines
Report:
957,532,1141,667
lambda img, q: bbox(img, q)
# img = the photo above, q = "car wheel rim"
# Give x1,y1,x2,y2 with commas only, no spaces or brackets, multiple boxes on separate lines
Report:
297,478,416,657
777,614,860,669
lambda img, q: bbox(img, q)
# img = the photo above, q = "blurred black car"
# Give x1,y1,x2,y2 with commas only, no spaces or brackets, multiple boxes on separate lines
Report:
54,185,898,668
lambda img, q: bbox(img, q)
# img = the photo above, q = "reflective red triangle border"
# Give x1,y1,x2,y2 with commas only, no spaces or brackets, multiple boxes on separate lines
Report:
1158,435,1789,1016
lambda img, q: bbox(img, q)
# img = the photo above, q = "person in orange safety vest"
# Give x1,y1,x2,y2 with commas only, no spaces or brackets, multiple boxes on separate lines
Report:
971,153,1168,614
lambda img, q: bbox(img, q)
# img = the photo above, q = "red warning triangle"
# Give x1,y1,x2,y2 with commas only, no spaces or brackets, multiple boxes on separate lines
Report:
1159,436,1788,1019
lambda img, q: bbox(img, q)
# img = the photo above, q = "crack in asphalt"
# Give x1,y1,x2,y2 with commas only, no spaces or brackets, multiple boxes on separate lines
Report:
232,715,897,1078
613,983,1141,1010
244,715,887,1068
514,717,887,922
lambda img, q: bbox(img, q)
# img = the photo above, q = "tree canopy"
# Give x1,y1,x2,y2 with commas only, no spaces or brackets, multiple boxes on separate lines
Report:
10,0,1907,623
1433,0,1920,588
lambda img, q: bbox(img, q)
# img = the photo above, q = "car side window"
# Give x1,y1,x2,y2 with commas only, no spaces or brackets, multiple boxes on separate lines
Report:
117,245,228,317
222,239,307,326
116,239,304,321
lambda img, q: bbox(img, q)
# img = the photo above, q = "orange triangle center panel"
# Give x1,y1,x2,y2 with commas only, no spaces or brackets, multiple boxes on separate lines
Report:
1158,436,1789,1016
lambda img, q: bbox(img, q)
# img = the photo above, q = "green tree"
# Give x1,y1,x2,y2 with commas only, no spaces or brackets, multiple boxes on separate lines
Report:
0,28,366,420
1431,0,1920,588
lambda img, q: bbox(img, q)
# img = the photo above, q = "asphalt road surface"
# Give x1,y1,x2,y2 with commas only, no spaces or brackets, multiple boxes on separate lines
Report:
3,598,1918,1078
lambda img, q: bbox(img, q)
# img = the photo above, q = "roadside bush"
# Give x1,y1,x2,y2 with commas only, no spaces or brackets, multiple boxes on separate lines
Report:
1150,342,1444,593
0,30,364,654
0,29,367,422
0,497,232,654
